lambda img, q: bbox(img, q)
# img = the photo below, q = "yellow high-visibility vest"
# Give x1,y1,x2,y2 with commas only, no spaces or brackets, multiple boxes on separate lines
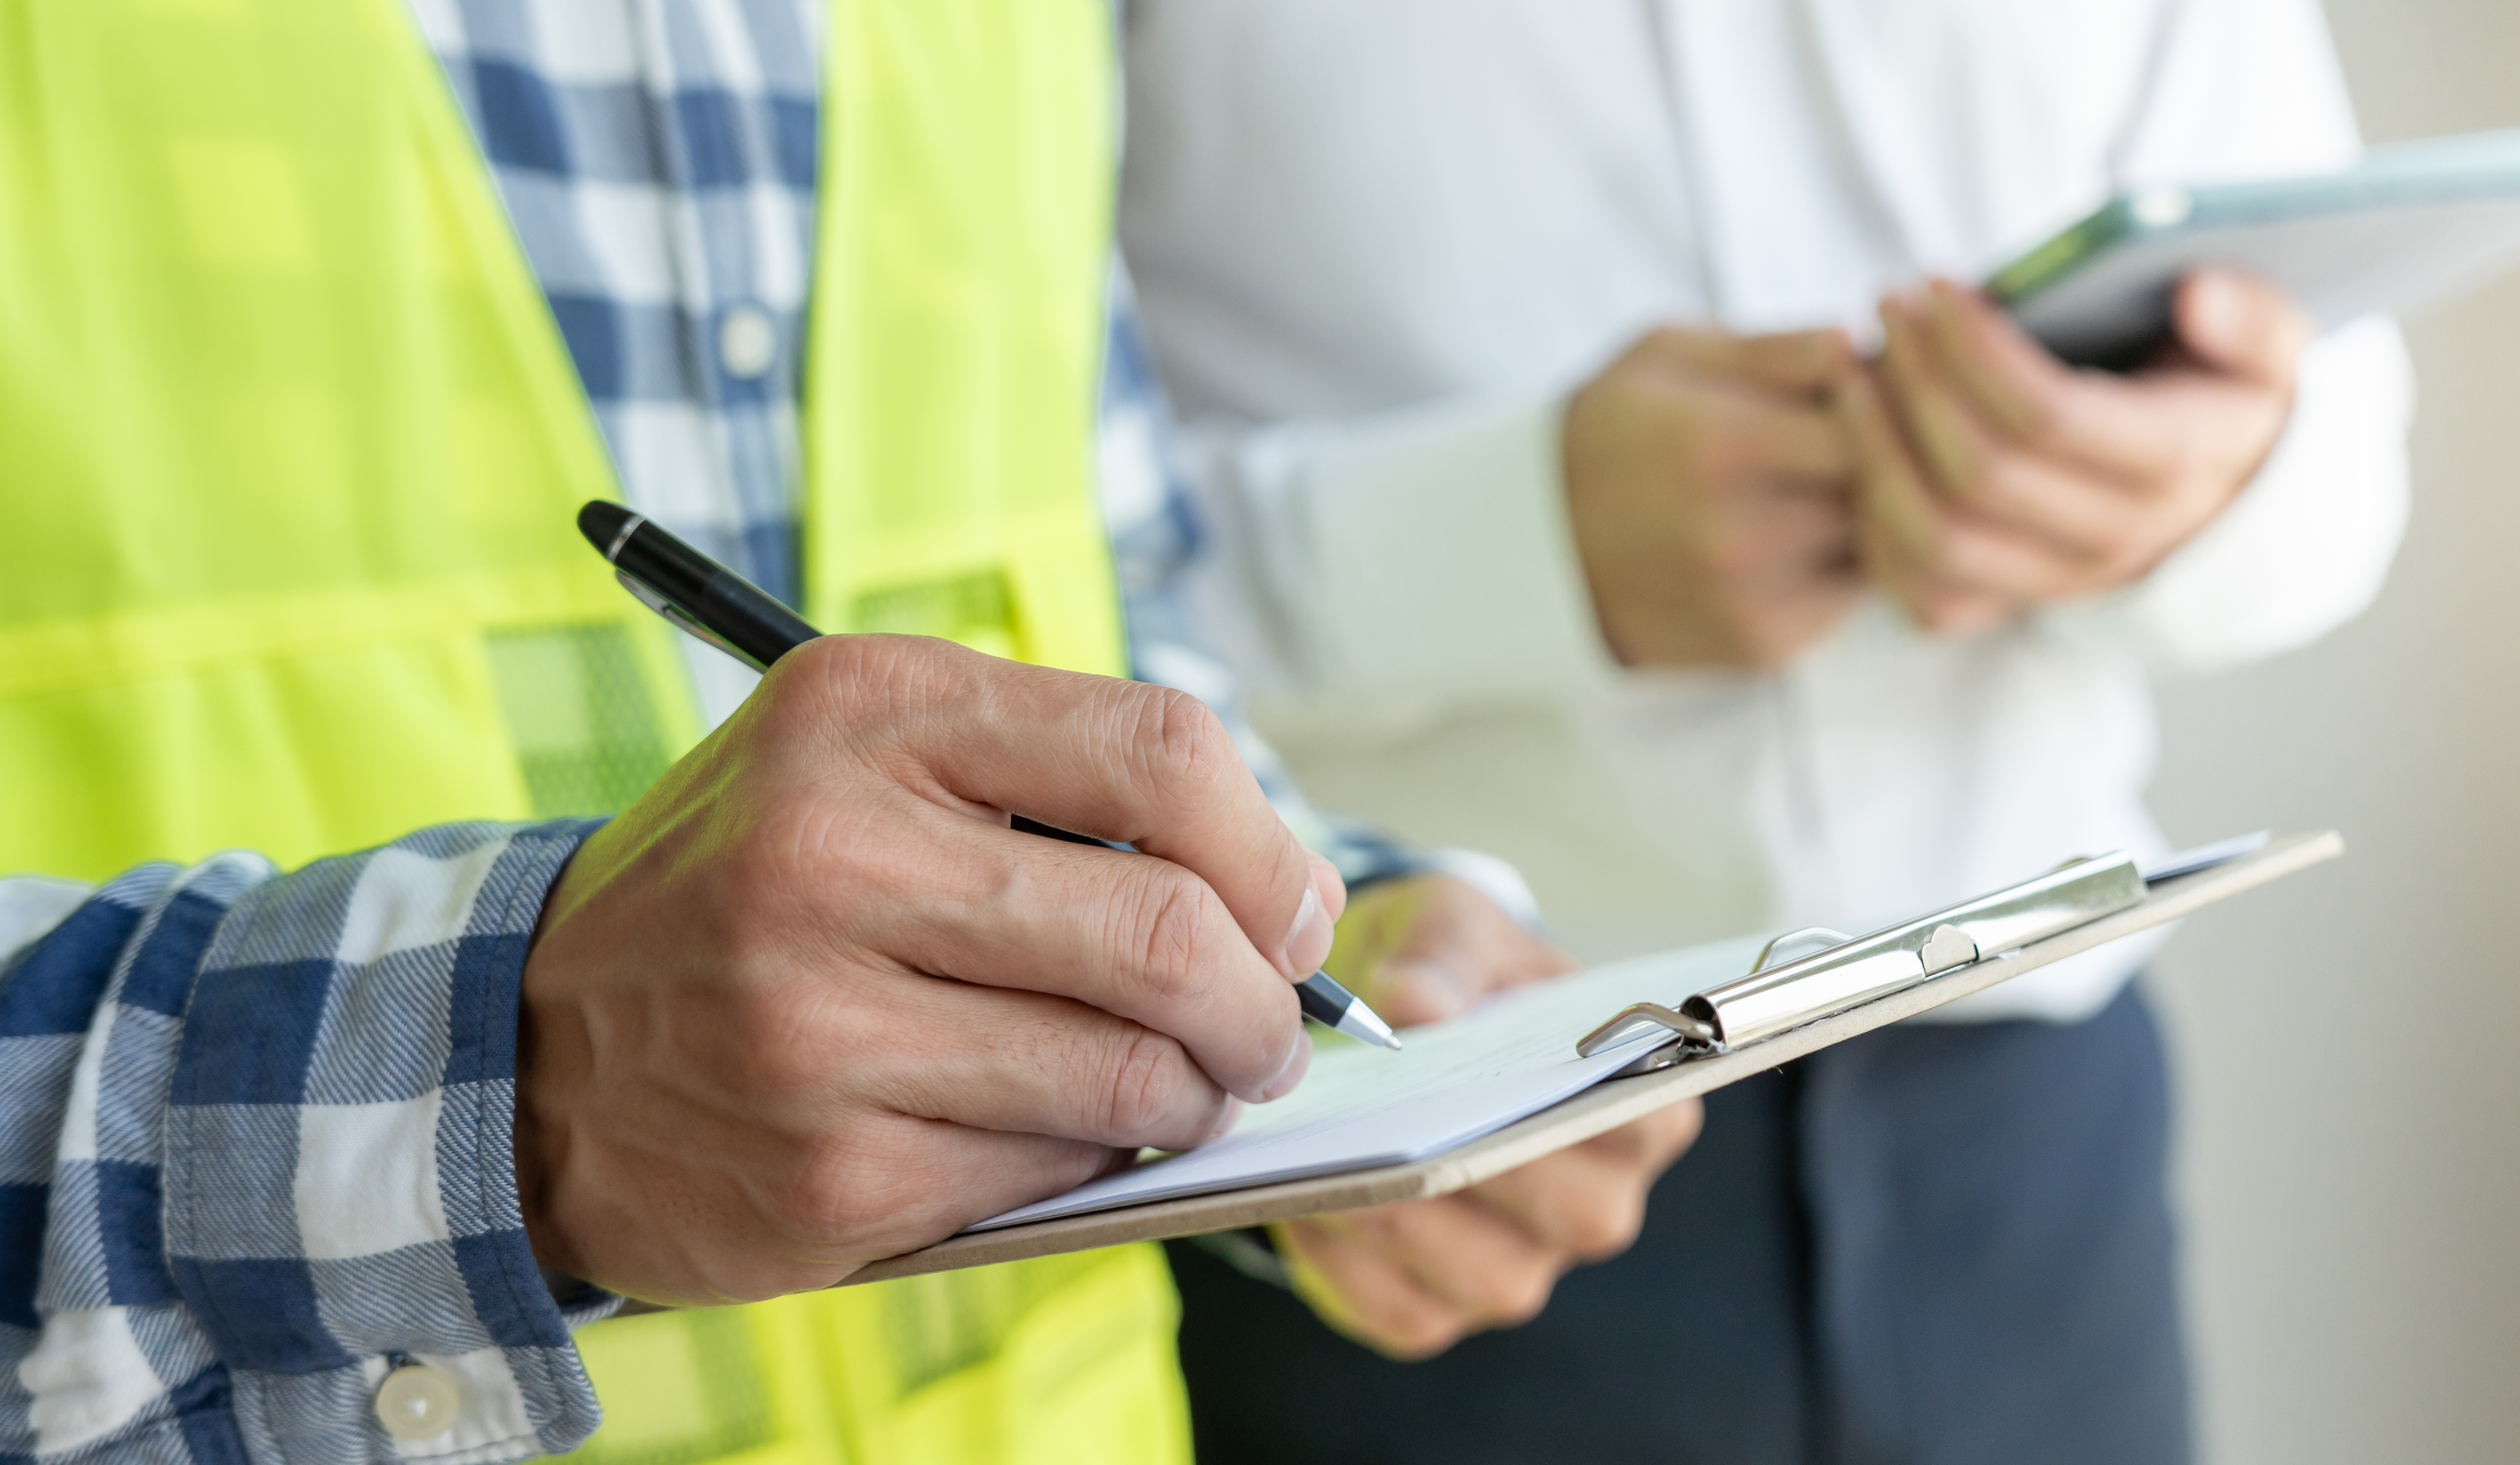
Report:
0,0,1178,1460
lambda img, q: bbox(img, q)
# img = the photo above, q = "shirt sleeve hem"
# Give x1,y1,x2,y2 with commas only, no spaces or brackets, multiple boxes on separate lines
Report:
1294,389,1623,700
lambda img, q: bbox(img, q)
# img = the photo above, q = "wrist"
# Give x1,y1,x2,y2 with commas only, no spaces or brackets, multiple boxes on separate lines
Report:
514,820,610,1281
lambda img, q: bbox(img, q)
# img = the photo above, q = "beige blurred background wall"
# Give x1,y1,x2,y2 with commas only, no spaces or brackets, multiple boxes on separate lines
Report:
2147,2,2520,1461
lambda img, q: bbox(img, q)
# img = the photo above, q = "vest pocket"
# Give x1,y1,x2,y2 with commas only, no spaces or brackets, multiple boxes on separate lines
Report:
838,1246,1191,1465
0,626,530,881
562,1308,786,1464
843,569,1020,663
557,1247,1187,1465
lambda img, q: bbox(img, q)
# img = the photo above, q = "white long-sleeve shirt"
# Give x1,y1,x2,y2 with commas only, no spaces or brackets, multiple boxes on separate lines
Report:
1118,0,2414,1019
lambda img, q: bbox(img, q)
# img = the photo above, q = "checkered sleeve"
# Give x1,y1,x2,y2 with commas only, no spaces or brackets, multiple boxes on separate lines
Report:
0,820,609,1465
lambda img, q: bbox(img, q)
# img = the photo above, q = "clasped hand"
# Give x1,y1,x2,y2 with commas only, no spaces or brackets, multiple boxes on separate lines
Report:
1562,269,2313,668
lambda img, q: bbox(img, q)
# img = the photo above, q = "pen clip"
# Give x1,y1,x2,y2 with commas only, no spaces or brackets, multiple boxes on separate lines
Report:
614,570,773,673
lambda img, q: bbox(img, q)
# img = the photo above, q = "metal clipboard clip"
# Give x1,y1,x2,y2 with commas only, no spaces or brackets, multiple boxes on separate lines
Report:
1576,851,2149,1076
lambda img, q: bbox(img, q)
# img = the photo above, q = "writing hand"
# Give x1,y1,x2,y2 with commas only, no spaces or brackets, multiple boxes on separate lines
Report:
515,634,1344,1306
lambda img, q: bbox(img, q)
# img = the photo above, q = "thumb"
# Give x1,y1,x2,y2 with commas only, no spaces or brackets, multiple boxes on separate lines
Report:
1358,876,1576,1027
2172,269,2311,390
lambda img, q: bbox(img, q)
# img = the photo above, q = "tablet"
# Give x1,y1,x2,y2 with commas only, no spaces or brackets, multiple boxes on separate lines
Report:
1990,128,2520,368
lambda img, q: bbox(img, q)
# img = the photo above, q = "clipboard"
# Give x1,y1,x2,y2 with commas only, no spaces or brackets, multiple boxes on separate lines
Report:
844,830,2338,1285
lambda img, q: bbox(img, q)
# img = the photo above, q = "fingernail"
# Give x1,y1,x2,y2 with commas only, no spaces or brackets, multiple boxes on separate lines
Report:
1259,1035,1311,1103
1208,1096,1245,1142
1283,884,1334,976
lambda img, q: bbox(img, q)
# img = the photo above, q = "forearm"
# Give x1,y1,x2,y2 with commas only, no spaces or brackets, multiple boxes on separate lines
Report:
0,823,606,1464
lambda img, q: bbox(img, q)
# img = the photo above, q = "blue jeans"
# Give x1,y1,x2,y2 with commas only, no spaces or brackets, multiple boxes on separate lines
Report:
1166,981,2189,1465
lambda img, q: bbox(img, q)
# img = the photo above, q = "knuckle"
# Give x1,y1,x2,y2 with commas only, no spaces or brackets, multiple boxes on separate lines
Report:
763,1129,898,1243
782,631,921,710
1120,864,1217,1010
1134,686,1235,802
780,634,1004,764
1564,1195,1647,1261
1097,1026,1197,1142
1475,1262,1556,1326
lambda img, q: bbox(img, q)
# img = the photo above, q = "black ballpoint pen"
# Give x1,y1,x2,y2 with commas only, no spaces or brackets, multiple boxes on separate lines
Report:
576,500,1404,1052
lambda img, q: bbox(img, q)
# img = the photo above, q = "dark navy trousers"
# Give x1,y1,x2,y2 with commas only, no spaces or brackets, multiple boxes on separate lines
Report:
1166,982,2189,1465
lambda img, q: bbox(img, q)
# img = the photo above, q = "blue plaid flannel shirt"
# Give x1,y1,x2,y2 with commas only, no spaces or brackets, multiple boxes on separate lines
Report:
0,2,1427,1461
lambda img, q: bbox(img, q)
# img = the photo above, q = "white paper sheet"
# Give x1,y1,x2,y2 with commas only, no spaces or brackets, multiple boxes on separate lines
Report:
969,935,1763,1230
969,834,2271,1233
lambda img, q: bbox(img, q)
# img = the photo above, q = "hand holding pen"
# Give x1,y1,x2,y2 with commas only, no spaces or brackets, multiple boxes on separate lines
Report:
576,500,1401,1050
520,532,1382,1303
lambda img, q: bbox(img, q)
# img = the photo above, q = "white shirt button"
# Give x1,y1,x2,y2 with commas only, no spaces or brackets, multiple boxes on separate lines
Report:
717,303,779,380
375,1363,462,1441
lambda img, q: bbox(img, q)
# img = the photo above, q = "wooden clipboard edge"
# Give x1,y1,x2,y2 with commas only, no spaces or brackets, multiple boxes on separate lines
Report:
842,830,2342,1285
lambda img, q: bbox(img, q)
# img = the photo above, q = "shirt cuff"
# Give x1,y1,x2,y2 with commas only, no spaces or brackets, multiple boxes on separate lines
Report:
162,819,606,1464
1287,389,1620,701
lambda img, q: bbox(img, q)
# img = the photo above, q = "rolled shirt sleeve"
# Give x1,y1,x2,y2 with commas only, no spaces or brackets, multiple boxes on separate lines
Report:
1178,323,2414,700
1153,0,2413,703
1174,388,1620,706
0,821,611,1464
